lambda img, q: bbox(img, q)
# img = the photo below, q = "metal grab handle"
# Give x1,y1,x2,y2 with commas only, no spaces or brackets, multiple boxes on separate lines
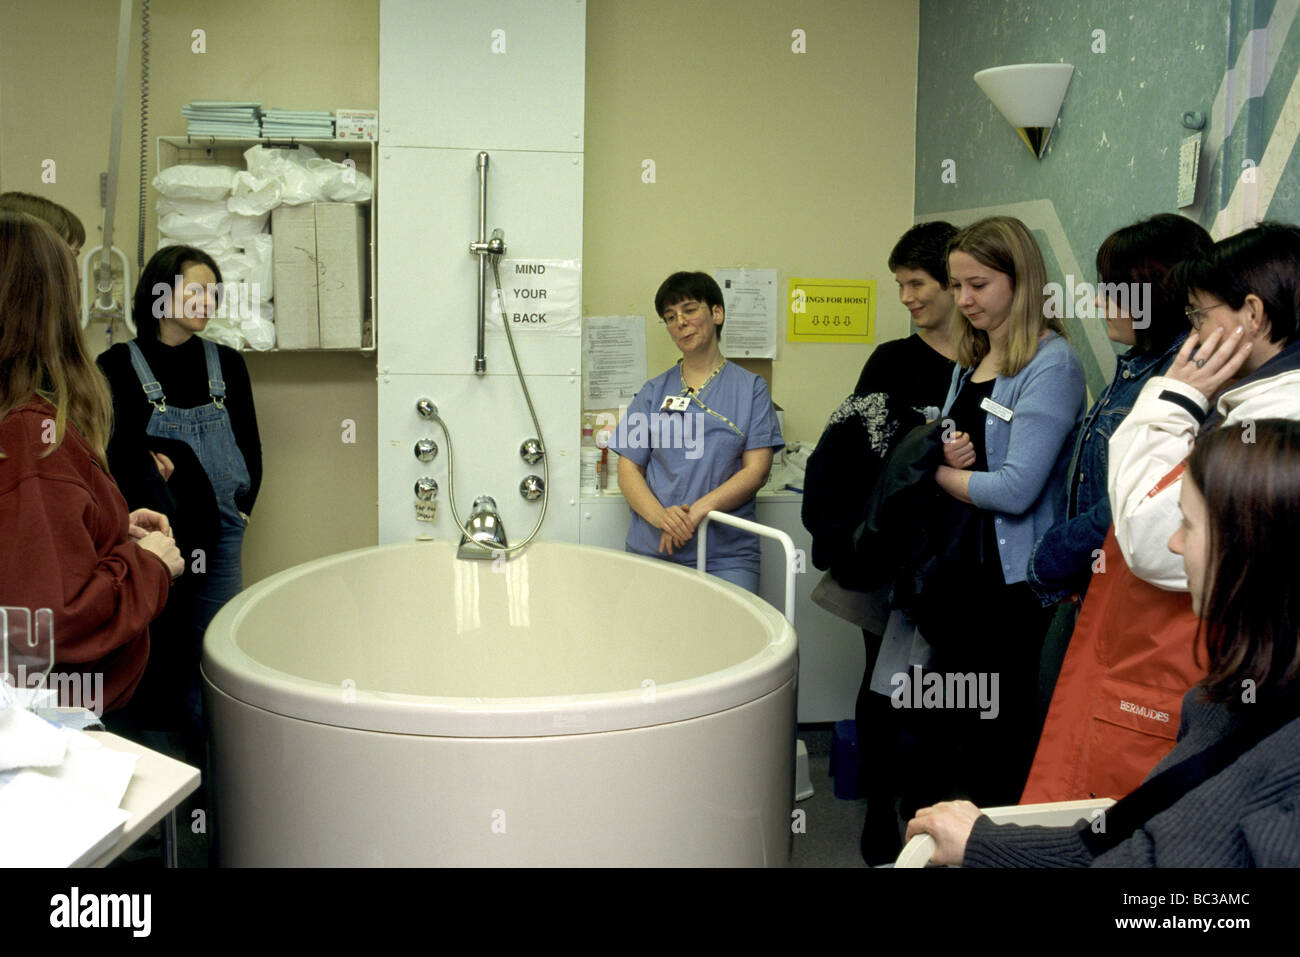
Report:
696,511,797,625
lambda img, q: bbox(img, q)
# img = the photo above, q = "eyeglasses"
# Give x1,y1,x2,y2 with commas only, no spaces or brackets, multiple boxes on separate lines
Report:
1184,301,1229,329
662,300,709,326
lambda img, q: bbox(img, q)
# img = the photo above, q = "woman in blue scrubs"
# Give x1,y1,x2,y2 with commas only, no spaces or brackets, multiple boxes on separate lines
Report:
609,271,783,594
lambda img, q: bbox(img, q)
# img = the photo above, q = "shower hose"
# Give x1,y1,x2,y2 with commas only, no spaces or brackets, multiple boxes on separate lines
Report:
428,257,550,555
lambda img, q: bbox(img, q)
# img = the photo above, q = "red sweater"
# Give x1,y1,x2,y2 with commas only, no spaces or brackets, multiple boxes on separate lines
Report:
0,401,169,712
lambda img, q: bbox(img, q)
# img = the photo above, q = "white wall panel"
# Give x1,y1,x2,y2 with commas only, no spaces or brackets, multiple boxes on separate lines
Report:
379,0,583,548
379,0,585,151
379,374,580,545
377,146,583,376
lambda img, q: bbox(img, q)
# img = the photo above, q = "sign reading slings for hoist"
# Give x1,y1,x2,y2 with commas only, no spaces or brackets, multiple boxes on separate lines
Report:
487,259,582,337
787,278,876,344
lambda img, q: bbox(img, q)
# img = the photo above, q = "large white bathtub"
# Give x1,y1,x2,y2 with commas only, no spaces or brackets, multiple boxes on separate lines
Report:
202,541,798,866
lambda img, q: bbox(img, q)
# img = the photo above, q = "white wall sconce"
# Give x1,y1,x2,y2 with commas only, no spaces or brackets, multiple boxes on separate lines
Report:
974,64,1075,158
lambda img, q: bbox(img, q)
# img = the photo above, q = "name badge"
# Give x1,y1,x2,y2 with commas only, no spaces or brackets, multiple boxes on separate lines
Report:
660,395,692,412
979,396,1014,422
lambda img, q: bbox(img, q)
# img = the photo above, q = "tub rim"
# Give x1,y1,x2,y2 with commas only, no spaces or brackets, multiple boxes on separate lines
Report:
201,540,797,737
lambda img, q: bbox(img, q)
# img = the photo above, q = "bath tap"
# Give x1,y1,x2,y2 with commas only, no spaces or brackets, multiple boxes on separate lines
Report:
458,495,508,560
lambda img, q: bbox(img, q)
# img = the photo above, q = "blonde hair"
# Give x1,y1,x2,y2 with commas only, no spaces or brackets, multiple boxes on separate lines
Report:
949,216,1066,377
0,212,112,464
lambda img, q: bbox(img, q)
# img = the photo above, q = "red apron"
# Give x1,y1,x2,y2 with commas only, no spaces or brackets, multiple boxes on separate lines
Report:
1020,463,1205,802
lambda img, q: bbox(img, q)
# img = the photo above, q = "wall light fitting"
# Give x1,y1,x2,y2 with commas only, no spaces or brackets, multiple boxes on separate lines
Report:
974,63,1075,159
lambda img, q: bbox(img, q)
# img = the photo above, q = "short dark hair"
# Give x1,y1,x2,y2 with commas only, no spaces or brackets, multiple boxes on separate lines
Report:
654,271,724,337
1188,419,1300,704
1170,221,1300,346
1096,213,1214,353
133,244,223,340
0,191,86,248
888,221,959,285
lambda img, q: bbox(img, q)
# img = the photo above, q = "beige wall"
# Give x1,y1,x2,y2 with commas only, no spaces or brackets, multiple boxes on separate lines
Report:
583,0,920,443
0,0,380,586
2,0,918,581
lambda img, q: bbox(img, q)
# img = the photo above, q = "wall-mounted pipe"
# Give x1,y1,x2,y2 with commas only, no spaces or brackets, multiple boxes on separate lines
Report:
472,151,489,374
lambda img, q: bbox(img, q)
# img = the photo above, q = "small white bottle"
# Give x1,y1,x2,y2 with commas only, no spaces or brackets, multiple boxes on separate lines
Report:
605,448,620,493
580,414,599,494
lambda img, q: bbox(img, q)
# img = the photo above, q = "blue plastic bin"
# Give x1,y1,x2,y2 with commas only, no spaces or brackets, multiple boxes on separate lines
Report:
828,719,860,799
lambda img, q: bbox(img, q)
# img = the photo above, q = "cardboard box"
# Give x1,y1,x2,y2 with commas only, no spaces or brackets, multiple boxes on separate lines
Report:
315,204,367,349
270,205,320,349
270,203,368,349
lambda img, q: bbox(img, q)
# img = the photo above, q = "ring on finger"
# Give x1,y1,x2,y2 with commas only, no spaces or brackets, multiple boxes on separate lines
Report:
1195,358,1207,369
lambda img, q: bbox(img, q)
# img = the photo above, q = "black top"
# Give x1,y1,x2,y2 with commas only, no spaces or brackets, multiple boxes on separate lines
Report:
853,333,955,419
945,376,1001,571
96,335,262,521
947,376,994,472
802,335,955,584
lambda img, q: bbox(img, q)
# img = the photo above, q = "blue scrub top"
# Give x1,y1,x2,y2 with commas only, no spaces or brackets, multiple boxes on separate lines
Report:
608,360,784,572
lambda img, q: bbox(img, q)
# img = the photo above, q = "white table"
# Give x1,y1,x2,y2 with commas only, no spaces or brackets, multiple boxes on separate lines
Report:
83,731,201,868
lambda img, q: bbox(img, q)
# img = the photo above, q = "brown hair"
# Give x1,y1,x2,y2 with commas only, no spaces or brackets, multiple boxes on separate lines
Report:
1095,213,1213,353
0,191,86,248
948,216,1065,376
1187,420,1300,704
0,212,112,464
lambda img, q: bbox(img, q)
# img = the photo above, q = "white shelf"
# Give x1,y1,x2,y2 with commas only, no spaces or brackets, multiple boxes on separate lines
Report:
155,136,377,353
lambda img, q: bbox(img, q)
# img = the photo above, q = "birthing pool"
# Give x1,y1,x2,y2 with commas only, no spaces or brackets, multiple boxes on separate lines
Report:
202,541,797,866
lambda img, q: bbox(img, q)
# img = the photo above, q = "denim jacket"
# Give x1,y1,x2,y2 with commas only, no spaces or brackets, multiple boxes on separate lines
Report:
1026,330,1188,605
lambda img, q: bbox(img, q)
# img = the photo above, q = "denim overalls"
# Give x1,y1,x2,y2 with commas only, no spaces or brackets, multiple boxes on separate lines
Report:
126,338,250,631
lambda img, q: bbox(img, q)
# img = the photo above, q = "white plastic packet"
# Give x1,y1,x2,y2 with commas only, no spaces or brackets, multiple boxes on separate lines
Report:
244,144,326,205
156,196,229,218
238,234,274,300
305,158,374,202
241,299,276,351
158,234,237,261
230,211,270,244
153,164,238,201
198,314,243,349
212,252,249,286
228,170,282,217
157,201,232,242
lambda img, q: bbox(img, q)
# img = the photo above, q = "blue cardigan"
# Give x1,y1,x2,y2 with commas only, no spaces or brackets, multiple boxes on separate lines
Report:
941,333,1086,585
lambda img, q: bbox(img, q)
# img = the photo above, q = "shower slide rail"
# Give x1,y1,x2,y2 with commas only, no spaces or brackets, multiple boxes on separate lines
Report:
696,512,797,626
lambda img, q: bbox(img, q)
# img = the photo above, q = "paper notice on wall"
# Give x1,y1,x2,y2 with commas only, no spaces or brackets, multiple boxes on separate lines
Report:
787,277,876,343
487,259,582,336
715,268,778,359
583,316,646,409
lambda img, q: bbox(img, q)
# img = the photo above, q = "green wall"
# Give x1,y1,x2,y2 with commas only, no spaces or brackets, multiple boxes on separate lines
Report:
915,0,1300,396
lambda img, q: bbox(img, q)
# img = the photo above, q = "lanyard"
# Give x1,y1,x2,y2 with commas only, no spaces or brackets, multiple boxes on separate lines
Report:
677,361,744,438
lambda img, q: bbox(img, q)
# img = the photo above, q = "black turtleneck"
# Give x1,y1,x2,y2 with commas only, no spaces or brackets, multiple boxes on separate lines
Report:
96,334,262,520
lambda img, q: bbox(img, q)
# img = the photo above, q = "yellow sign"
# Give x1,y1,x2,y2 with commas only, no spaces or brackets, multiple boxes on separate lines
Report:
787,278,875,343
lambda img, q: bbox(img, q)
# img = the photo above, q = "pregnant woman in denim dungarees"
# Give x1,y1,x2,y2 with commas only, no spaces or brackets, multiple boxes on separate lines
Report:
97,245,262,750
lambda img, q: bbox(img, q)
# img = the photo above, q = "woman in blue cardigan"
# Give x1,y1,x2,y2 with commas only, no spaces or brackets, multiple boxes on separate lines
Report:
906,216,1086,811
